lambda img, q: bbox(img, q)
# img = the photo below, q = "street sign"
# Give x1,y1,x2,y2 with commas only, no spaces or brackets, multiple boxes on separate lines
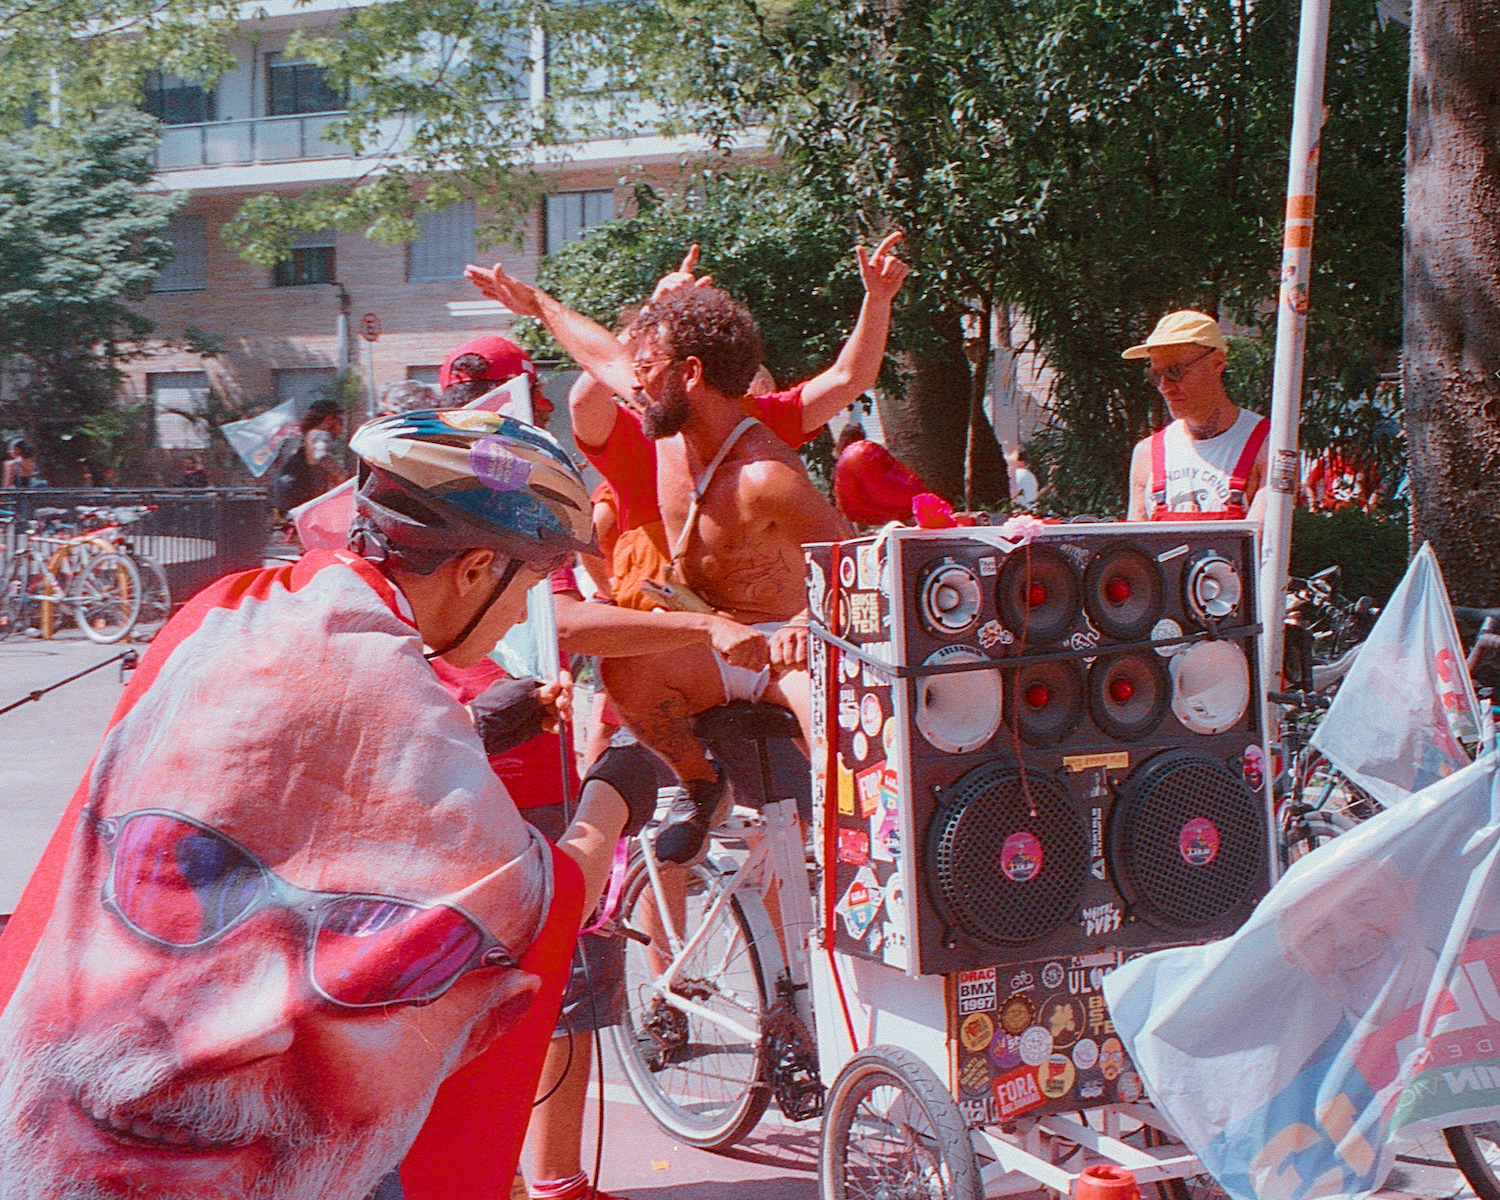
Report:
360,313,381,342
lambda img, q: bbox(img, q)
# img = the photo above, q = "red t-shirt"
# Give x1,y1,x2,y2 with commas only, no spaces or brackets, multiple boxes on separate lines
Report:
429,565,582,808
575,384,812,534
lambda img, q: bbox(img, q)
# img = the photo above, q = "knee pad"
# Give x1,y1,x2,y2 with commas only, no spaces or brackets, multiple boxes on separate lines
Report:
583,742,665,837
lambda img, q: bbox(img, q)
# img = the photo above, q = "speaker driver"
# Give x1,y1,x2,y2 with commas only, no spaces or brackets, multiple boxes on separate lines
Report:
1005,660,1085,747
1185,550,1243,625
928,761,1087,946
997,546,1081,646
1107,748,1266,931
1170,640,1251,734
1084,544,1164,641
917,647,1003,754
919,558,983,635
1088,652,1168,741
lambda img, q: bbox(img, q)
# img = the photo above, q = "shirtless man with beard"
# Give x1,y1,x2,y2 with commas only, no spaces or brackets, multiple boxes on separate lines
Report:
464,259,904,863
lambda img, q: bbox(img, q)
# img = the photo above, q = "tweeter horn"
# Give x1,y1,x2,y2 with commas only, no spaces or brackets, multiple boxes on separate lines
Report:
1170,640,1251,734
1084,543,1164,641
1088,651,1169,741
1184,550,1243,626
916,646,1003,754
1006,660,1085,747
918,557,983,636
997,545,1081,647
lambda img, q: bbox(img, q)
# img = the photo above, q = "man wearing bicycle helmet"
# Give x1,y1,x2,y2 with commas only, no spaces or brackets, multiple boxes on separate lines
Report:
0,410,618,1200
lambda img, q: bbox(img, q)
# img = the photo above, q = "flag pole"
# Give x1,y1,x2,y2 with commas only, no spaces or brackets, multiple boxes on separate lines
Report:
1258,0,1332,694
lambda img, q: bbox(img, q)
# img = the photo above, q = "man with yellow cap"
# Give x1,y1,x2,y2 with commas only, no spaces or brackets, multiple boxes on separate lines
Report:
1123,311,1270,521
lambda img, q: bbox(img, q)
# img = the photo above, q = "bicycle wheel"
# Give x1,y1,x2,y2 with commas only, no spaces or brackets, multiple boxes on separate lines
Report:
130,554,171,637
821,1045,982,1200
609,853,774,1149
1447,1123,1500,1200
1279,809,1353,869
68,551,141,643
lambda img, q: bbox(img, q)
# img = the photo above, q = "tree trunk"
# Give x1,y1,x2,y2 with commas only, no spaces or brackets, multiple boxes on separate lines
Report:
875,312,1010,508
1404,0,1500,606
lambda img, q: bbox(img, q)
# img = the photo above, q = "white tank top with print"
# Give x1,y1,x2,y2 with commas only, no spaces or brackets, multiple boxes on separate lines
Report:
1155,408,1266,514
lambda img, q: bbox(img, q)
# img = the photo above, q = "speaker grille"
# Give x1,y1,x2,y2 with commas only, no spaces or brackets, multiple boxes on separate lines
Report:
997,546,1081,646
929,762,1088,946
1084,544,1164,641
1108,749,1266,931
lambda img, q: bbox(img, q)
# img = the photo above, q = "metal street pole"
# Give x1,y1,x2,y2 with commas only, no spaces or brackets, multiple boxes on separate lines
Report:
1258,0,1332,693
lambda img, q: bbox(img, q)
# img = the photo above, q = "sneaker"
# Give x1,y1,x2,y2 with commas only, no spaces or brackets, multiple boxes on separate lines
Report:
652,764,730,865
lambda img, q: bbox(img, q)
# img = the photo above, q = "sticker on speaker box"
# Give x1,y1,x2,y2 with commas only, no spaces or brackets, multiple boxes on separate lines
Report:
1038,1054,1076,1100
1151,617,1187,655
866,922,884,955
883,873,905,927
1039,995,1086,1049
1078,1076,1106,1100
959,1053,991,1096
852,731,868,761
978,555,998,577
1019,1025,1054,1067
1117,1070,1144,1103
839,556,856,588
881,921,908,969
978,619,1012,650
998,994,1035,1036
1081,901,1123,937
957,968,997,1015
960,1011,995,1053
857,544,880,590
1099,1036,1126,1081
836,867,884,940
836,828,870,865
838,687,859,731
859,691,884,737
837,756,855,816
848,591,881,636
1000,832,1044,883
1241,744,1266,791
990,1032,1023,1070
870,793,899,864
1041,961,1065,989
1072,1037,1099,1071
1179,817,1221,866
993,1063,1046,1120
854,761,885,817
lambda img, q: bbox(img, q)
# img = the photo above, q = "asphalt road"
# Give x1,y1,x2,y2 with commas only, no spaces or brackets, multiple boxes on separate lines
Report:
0,632,1477,1200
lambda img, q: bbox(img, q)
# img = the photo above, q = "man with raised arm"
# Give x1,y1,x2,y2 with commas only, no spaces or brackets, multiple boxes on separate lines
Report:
466,239,906,864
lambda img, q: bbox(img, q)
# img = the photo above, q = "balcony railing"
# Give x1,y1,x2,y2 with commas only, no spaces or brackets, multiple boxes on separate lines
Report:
154,111,360,170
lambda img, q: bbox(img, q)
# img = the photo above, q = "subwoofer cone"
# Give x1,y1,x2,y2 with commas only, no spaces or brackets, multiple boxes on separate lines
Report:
1184,550,1243,626
918,558,983,636
1005,660,1085,747
1084,544,1164,641
1087,652,1168,741
1107,748,1267,931
997,546,1081,647
928,761,1088,946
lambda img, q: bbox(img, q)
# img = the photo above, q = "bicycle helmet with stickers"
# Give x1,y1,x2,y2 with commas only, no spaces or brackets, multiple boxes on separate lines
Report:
349,408,593,570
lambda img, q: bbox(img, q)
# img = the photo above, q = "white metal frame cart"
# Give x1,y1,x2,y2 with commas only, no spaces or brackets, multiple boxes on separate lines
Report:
802,522,1276,1199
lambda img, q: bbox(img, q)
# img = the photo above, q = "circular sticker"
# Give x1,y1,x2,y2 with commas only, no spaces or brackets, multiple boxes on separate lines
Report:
1019,1025,1054,1067
989,1032,1022,1070
1001,832,1044,883
853,731,869,761
882,717,896,755
960,1012,995,1053
1099,1036,1125,1082
839,557,856,588
1179,817,1221,867
1072,1037,1099,1071
860,692,884,738
841,652,861,680
1041,962,1065,990
1038,1054,1076,1100
958,1054,991,1096
1151,617,1186,656
1117,1070,1144,1103
471,436,532,491
998,994,1036,1036
1039,995,1086,1049
1241,743,1266,791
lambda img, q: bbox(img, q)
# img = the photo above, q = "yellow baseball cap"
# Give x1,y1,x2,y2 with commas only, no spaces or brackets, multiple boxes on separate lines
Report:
1121,310,1228,360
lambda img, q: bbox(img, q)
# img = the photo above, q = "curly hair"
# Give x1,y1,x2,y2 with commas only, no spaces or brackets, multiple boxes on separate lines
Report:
632,286,762,398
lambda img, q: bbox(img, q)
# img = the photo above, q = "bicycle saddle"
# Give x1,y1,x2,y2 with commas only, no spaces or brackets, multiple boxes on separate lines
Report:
693,700,800,743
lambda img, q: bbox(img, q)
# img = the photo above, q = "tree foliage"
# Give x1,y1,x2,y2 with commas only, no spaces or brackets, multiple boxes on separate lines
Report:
0,109,181,458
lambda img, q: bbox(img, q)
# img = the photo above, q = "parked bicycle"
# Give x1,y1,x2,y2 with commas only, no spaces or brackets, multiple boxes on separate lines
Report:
75,505,172,637
0,511,141,643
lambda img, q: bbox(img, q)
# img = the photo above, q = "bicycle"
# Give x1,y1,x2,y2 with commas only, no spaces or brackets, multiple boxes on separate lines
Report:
609,701,823,1150
75,505,172,637
1269,689,1383,868
0,516,141,643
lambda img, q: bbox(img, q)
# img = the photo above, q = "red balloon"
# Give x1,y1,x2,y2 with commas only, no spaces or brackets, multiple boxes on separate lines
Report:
833,437,932,525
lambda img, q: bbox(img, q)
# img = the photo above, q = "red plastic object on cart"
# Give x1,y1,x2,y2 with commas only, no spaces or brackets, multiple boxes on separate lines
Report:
1074,1164,1141,1200
833,437,930,524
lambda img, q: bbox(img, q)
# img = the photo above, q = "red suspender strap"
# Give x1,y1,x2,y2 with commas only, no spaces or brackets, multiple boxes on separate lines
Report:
1229,417,1272,492
1150,429,1167,504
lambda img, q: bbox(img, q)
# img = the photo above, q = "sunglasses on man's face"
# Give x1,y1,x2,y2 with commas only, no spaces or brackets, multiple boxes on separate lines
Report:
92,810,520,1010
1145,346,1216,387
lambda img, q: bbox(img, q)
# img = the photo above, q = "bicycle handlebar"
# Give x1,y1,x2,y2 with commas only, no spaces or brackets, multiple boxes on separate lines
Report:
1268,690,1332,710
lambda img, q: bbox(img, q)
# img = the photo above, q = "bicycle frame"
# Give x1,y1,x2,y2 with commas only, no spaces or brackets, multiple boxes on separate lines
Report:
637,796,817,1048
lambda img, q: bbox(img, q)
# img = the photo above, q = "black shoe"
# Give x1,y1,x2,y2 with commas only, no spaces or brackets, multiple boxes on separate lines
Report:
653,764,730,865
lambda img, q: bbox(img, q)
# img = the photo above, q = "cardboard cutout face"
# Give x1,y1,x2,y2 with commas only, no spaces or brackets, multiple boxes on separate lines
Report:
0,561,548,1200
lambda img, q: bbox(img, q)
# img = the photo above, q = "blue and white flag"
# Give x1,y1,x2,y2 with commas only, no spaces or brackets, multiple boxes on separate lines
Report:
1310,543,1481,807
219,398,304,478
1105,750,1500,1200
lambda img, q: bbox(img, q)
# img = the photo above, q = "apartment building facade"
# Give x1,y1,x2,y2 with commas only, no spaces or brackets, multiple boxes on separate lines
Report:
127,0,736,475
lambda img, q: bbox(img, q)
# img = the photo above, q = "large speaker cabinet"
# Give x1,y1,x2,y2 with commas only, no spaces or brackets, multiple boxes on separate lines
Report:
807,522,1274,981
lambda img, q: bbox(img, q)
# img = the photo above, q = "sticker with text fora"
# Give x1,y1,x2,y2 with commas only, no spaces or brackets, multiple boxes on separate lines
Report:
992,1062,1046,1120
